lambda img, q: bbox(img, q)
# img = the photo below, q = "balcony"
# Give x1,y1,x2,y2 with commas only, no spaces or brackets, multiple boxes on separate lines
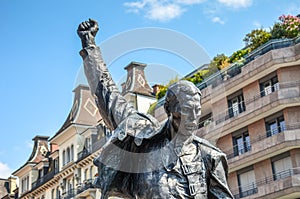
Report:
227,123,300,172
230,167,300,199
77,148,91,162
200,81,300,142
31,168,59,189
63,179,96,199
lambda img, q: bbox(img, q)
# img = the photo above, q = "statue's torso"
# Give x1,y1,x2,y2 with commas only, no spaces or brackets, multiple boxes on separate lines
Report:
131,136,208,199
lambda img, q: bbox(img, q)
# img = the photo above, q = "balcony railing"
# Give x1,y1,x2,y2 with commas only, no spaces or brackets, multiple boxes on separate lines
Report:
231,167,300,198
225,142,251,160
215,101,246,125
77,148,91,162
31,168,59,189
250,123,297,144
224,122,300,160
235,182,258,198
213,81,300,126
63,179,95,199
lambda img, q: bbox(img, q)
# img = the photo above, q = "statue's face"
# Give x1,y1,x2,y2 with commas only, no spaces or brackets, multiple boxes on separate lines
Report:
170,93,201,134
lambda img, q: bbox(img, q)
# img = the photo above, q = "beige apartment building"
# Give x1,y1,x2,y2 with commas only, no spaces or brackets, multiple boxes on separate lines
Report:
155,37,300,198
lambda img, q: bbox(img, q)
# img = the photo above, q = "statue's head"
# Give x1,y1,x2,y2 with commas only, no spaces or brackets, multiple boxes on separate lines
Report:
164,80,202,134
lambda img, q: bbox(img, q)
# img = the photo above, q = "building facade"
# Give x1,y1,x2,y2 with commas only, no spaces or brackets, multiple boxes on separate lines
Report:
12,62,157,199
12,85,104,199
154,37,300,198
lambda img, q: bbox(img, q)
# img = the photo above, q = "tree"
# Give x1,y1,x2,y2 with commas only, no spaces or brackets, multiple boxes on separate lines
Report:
229,48,251,63
156,76,179,100
270,22,287,39
243,29,271,51
185,69,209,84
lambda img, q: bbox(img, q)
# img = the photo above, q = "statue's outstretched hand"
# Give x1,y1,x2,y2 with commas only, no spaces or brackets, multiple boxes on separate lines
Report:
77,19,99,48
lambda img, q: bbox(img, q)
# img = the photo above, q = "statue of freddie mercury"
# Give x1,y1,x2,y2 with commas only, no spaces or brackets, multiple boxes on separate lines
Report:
77,19,233,199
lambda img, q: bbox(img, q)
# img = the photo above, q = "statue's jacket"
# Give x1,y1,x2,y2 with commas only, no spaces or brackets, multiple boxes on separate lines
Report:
80,46,234,199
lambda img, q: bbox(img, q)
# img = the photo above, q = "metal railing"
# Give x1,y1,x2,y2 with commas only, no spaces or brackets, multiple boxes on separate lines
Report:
62,179,95,199
225,142,251,160
214,81,300,126
244,37,300,64
231,167,300,198
77,148,91,162
31,168,59,189
224,122,300,160
249,123,297,144
215,101,246,125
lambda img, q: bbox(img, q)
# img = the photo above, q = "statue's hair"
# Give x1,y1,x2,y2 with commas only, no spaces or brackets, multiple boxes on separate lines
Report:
164,80,201,115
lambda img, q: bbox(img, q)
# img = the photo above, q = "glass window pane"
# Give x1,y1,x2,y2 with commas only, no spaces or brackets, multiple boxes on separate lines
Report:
280,120,286,132
269,122,278,135
245,135,251,152
264,83,272,95
237,137,244,155
273,156,292,180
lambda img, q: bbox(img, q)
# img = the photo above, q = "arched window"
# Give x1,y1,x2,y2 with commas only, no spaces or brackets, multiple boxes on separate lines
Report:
90,166,93,180
67,147,70,163
71,145,74,161
56,187,60,199
51,189,55,199
63,150,66,166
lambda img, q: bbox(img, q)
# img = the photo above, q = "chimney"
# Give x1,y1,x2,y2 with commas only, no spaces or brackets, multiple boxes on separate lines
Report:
152,84,162,96
122,62,153,96
8,177,17,195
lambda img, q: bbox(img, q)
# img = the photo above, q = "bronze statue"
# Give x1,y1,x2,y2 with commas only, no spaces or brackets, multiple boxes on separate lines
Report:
77,19,233,199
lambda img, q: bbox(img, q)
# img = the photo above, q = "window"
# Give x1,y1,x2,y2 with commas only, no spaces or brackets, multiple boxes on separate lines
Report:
233,131,251,157
198,113,212,128
62,150,66,166
21,176,29,193
228,91,245,118
90,166,93,180
67,147,70,163
51,189,55,199
56,187,60,199
38,169,43,179
260,75,279,97
54,159,59,173
85,137,91,152
67,180,73,194
238,167,257,198
84,168,88,180
71,145,74,161
265,115,286,137
272,153,293,180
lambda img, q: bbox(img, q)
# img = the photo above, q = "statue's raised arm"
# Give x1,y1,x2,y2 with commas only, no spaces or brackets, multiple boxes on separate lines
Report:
77,19,137,131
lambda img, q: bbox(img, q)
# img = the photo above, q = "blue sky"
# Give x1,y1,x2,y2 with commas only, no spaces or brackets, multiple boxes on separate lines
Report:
0,0,300,178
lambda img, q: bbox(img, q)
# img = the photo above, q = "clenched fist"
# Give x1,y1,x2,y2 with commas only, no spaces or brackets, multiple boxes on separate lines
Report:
77,19,99,48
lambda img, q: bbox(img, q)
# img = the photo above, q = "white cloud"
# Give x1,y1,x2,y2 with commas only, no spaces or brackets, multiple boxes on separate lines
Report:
212,16,225,24
175,0,205,5
124,0,204,22
146,3,184,22
0,162,12,178
217,0,252,9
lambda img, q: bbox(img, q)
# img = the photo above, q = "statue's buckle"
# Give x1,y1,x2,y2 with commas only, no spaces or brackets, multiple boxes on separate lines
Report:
189,184,196,196
181,165,191,175
181,163,201,175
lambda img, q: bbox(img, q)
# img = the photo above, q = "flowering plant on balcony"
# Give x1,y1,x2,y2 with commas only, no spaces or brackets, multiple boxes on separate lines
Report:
272,14,300,38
